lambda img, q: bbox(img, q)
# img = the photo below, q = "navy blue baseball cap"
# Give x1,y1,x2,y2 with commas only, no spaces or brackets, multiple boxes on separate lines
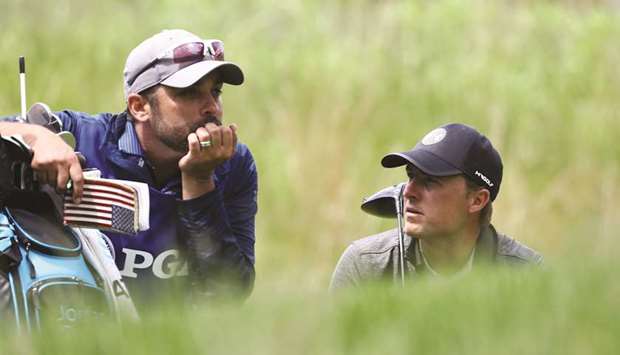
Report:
381,123,503,201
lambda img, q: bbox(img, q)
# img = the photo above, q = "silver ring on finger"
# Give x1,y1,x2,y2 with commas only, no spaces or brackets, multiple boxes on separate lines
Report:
200,140,212,149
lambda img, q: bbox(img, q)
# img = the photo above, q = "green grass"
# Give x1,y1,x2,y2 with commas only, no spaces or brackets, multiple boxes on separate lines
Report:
1,0,619,353
1,260,618,354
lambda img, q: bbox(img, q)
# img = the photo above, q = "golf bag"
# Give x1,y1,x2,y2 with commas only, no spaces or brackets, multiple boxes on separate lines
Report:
0,133,136,331
0,207,108,330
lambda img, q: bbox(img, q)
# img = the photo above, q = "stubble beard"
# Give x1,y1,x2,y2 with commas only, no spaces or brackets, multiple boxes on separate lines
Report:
148,97,223,155
150,105,203,155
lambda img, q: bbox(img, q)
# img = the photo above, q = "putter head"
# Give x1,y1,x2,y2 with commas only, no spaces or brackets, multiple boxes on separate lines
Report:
360,183,405,218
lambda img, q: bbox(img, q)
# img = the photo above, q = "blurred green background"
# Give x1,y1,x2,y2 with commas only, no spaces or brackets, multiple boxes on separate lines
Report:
1,0,619,353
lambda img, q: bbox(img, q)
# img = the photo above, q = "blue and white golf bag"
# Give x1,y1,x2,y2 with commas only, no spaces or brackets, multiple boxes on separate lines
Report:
0,207,108,330
0,133,137,331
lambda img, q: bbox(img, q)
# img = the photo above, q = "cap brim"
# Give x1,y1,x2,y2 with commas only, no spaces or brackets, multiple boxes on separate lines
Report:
161,60,244,88
381,150,462,176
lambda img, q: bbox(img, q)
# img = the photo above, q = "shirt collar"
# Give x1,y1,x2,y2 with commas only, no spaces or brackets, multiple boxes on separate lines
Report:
118,120,144,156
419,241,476,278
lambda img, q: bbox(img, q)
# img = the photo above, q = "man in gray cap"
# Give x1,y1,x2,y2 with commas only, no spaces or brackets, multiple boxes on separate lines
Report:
0,29,257,307
330,123,542,290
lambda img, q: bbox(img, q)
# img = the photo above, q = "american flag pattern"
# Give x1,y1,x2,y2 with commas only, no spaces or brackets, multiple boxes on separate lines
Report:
64,178,138,235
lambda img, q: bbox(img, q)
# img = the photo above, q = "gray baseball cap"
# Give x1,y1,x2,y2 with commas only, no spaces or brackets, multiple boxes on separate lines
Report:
123,29,244,99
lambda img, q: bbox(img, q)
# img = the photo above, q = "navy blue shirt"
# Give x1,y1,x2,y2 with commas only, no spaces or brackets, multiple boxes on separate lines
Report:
56,110,257,301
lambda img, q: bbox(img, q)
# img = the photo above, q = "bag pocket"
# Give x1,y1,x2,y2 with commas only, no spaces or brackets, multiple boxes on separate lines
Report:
27,277,108,329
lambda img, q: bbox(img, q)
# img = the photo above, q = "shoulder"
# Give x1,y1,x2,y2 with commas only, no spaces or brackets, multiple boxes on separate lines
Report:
330,229,399,291
234,142,253,157
224,143,255,173
349,228,400,256
496,233,544,265
56,110,113,124
344,229,400,272
216,142,257,202
56,110,114,132
224,142,257,185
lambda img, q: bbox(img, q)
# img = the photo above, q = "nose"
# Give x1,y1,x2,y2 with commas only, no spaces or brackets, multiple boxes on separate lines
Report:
201,93,220,118
403,178,421,200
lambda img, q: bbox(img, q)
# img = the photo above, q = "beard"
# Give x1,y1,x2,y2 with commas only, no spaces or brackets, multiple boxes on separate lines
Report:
151,114,191,154
149,101,221,154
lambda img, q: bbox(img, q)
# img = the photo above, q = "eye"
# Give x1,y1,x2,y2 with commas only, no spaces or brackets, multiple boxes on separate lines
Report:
411,175,440,189
172,86,201,98
212,87,223,98
426,177,439,185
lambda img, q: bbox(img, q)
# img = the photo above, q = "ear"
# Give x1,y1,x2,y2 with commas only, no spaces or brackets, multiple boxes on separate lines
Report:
127,93,152,123
468,188,490,214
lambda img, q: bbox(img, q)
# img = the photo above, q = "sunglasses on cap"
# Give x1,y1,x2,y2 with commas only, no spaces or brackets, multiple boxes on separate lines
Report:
128,40,225,86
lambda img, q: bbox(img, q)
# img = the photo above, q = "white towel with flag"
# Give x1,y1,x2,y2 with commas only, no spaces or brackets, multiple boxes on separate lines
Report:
63,175,149,235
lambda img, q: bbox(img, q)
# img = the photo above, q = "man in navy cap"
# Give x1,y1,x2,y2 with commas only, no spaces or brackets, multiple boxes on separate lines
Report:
0,30,257,308
330,123,542,290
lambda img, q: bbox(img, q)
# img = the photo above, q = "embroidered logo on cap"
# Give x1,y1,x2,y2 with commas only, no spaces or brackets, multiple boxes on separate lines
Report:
421,128,447,145
475,170,494,187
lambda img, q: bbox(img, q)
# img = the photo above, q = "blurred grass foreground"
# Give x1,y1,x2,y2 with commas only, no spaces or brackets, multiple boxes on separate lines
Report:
0,0,619,353
2,263,619,354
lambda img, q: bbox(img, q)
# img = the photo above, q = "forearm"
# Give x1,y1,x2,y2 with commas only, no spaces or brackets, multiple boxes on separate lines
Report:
0,120,83,201
181,174,216,200
0,121,48,146
177,189,255,299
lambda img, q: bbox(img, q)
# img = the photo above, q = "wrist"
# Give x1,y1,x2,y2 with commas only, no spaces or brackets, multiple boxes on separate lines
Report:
181,172,216,200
